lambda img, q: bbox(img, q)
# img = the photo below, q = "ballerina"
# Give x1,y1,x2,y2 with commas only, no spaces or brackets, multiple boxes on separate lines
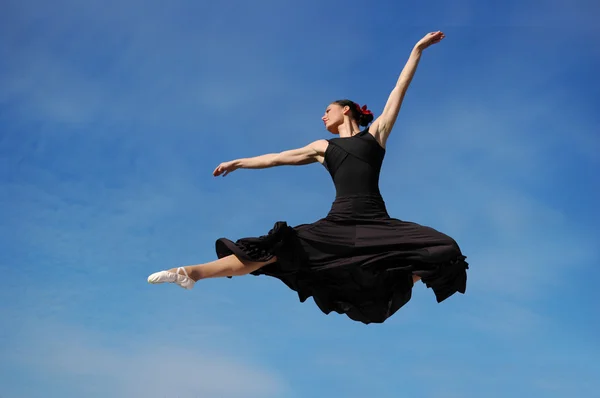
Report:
148,31,468,324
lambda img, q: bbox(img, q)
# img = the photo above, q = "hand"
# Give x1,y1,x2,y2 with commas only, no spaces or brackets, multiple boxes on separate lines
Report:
213,160,239,177
415,31,445,51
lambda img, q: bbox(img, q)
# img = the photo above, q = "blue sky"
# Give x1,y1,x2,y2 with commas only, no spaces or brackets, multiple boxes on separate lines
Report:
1,0,599,396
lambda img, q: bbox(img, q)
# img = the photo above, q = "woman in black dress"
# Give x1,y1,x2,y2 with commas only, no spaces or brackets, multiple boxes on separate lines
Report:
148,31,468,324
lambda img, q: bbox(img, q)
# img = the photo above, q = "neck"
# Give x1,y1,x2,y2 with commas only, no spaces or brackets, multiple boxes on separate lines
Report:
337,118,361,138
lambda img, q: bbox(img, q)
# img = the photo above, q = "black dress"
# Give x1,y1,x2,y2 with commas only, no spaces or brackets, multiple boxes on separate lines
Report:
216,129,468,324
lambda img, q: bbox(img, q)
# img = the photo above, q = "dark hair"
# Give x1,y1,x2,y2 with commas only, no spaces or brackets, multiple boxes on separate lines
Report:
333,99,374,127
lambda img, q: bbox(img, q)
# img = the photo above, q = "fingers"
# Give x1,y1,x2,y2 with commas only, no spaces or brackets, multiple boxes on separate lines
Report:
426,31,445,46
213,164,225,177
418,31,444,49
213,163,233,177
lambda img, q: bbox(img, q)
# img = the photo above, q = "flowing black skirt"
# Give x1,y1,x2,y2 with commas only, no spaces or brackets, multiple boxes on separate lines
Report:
215,194,468,324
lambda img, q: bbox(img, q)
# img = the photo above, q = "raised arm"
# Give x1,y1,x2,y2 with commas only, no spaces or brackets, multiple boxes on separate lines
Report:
213,139,329,177
374,31,445,145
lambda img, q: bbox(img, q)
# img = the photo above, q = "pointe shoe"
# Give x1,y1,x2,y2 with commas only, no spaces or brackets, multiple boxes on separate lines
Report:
147,267,195,290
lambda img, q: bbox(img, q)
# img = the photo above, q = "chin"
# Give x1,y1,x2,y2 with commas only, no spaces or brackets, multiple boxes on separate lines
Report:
325,125,339,135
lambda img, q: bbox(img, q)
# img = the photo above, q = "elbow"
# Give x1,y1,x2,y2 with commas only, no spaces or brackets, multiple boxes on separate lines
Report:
271,153,288,167
276,154,309,166
273,147,315,167
394,81,410,92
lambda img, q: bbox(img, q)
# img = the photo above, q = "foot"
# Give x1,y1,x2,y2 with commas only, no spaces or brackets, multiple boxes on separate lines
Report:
147,267,195,290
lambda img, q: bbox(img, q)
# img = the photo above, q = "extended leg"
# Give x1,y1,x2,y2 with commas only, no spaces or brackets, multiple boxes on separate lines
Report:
147,255,277,289
173,255,277,281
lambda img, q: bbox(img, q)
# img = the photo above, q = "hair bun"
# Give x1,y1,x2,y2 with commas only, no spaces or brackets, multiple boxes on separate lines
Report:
358,112,374,127
355,103,374,127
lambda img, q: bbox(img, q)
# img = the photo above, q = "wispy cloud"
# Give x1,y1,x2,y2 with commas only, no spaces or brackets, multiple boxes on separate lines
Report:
2,318,288,398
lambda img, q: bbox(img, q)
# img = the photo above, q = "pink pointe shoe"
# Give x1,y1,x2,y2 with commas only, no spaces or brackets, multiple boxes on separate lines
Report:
147,267,195,290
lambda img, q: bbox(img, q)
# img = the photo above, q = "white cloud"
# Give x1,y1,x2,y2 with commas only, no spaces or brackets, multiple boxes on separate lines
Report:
4,319,288,398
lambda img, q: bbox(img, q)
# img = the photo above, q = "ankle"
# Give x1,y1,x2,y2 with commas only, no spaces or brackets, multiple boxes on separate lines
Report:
166,267,199,281
187,267,202,281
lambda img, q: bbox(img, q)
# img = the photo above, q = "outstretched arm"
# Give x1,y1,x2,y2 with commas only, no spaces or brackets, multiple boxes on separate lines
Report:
374,31,445,145
213,139,328,177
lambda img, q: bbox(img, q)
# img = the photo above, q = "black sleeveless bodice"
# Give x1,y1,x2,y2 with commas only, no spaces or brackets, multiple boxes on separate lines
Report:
323,129,386,197
322,130,389,221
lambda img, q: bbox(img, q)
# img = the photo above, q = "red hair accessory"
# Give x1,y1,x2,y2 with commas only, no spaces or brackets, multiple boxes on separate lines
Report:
355,103,373,116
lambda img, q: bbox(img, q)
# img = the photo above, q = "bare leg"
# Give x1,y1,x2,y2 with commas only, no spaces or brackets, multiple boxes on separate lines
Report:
168,255,277,281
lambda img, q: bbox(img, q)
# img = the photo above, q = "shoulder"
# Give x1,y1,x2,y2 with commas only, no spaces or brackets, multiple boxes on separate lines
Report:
309,139,329,154
366,120,387,148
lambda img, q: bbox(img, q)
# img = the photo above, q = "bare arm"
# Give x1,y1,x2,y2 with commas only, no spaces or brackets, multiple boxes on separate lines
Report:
374,31,445,145
213,139,328,176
